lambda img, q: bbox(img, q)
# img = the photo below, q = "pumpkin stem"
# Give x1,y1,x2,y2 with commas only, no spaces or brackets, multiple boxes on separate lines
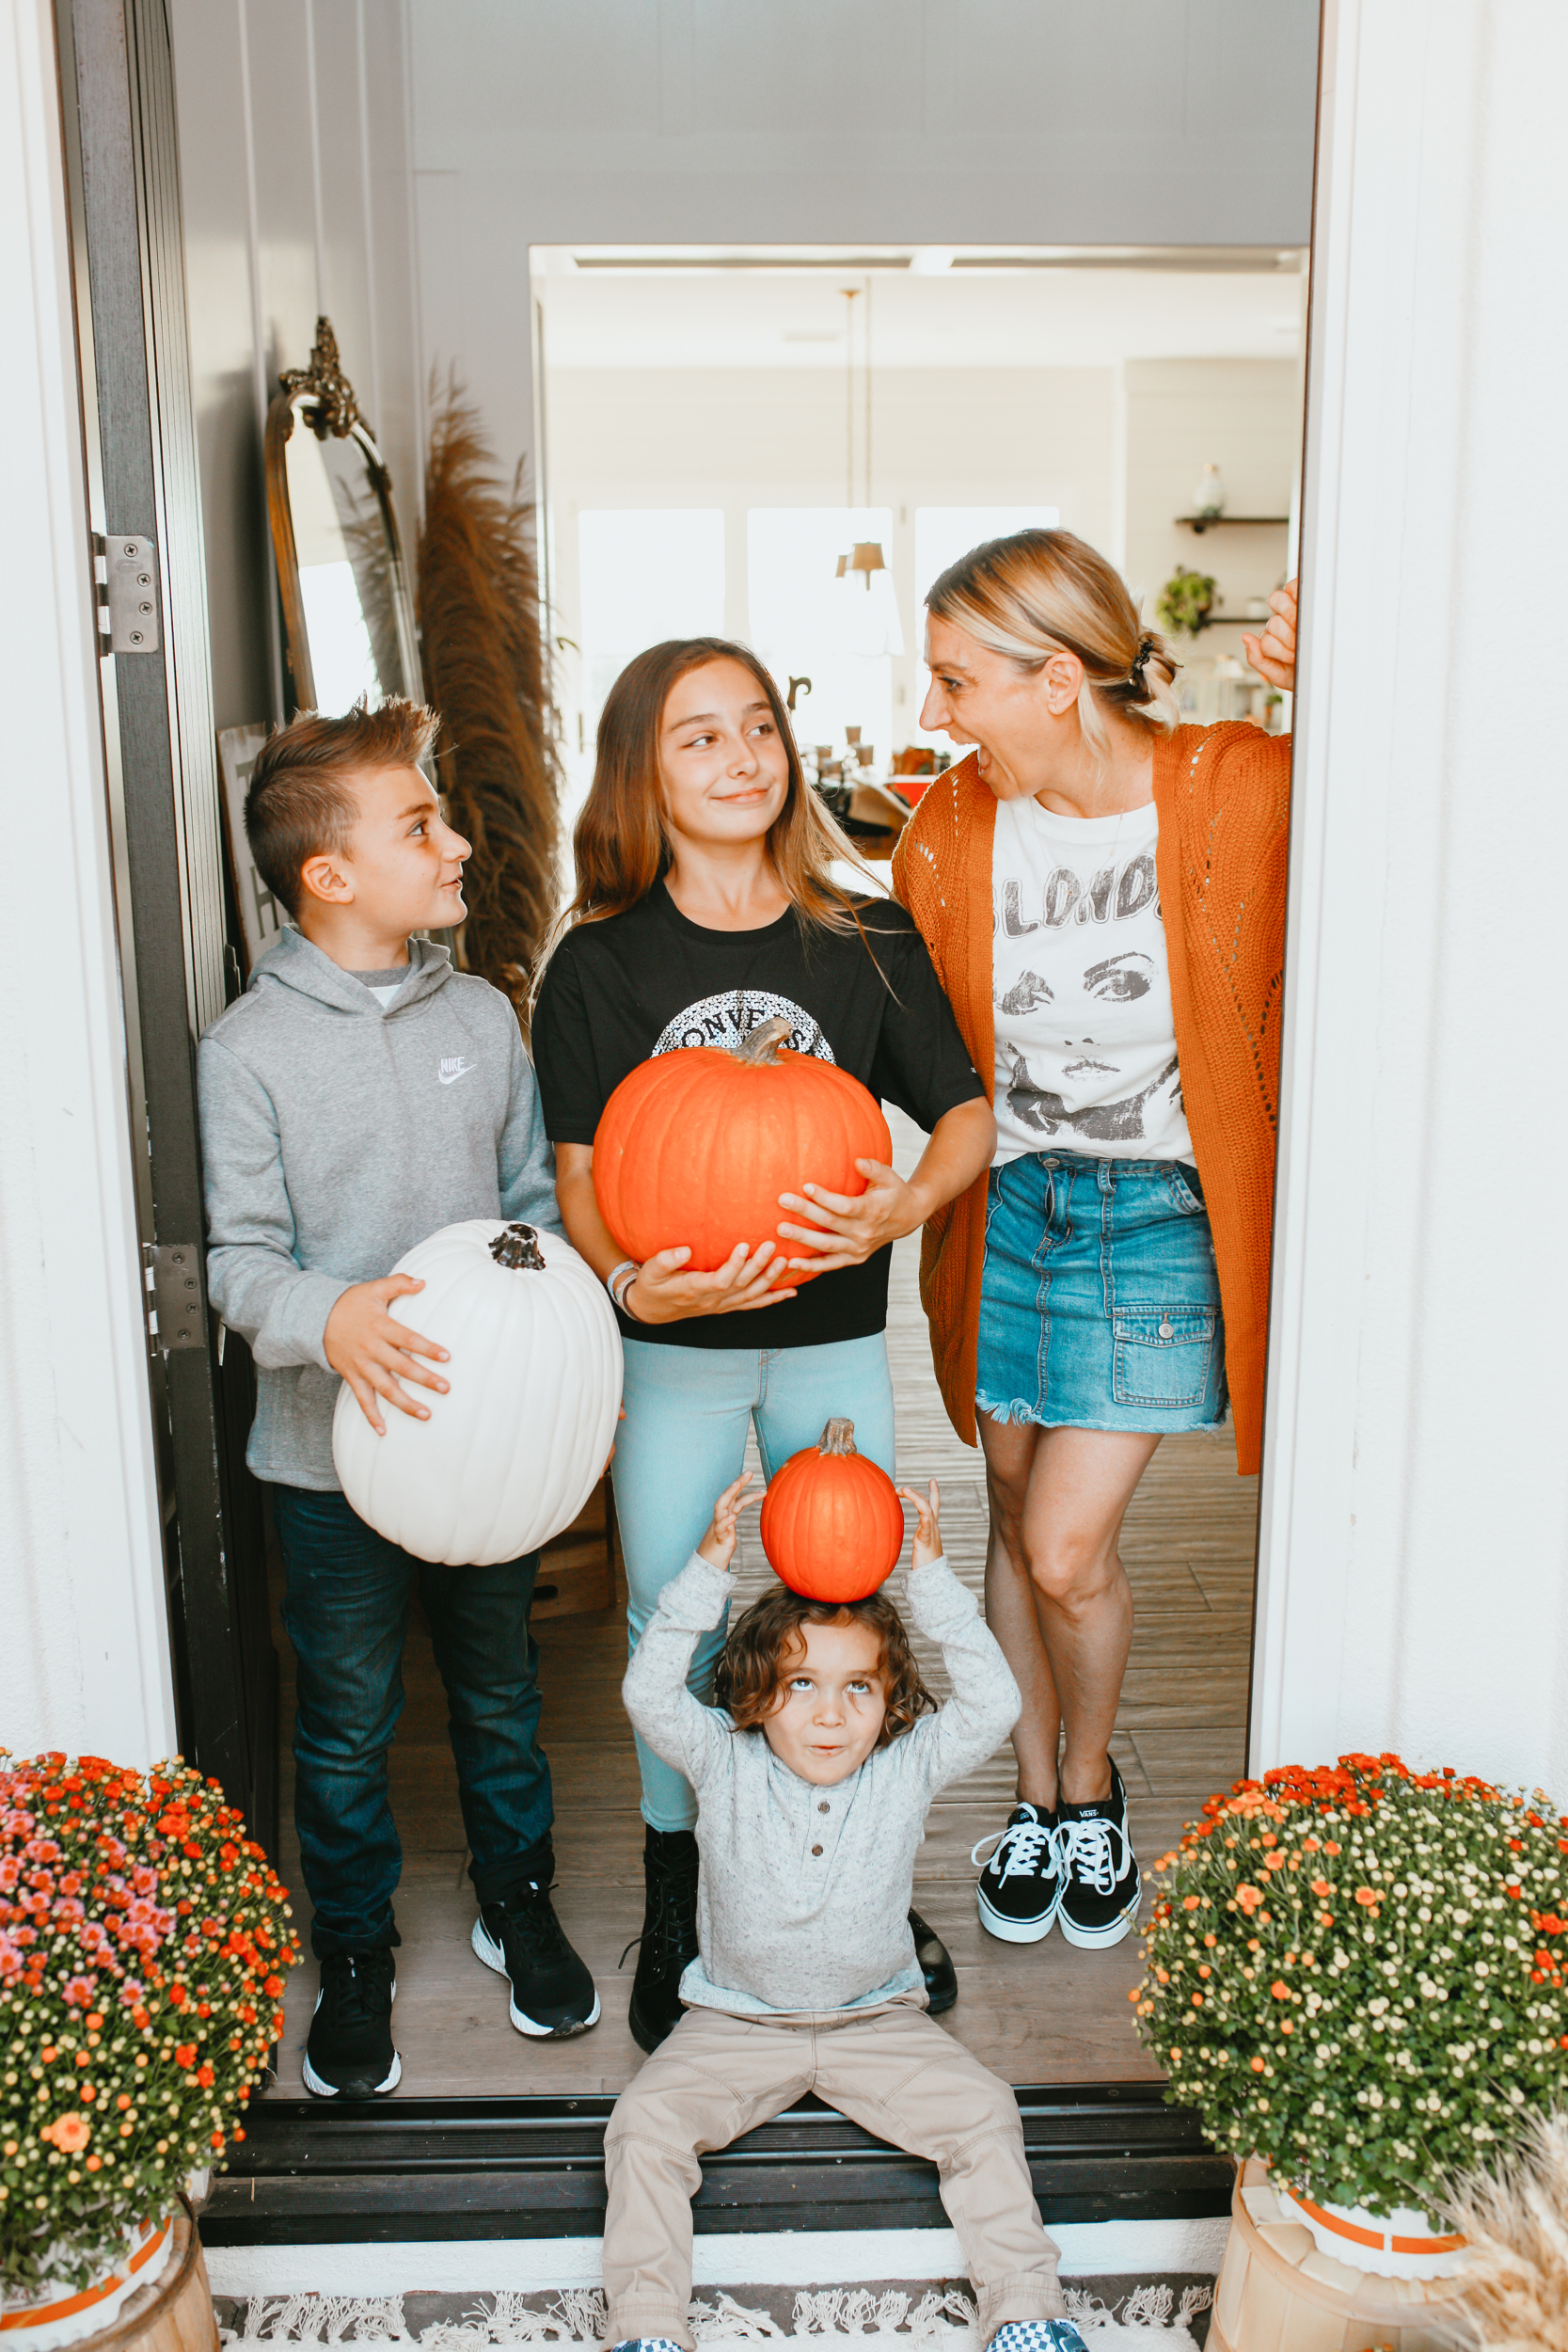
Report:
489,1222,546,1271
731,1014,794,1065
817,1418,858,1456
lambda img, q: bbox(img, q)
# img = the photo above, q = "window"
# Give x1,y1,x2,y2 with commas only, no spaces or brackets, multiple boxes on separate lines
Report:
747,508,895,767
577,509,725,726
912,505,1060,610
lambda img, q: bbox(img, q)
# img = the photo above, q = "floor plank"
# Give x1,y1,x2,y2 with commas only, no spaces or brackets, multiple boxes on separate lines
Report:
263,1112,1256,2100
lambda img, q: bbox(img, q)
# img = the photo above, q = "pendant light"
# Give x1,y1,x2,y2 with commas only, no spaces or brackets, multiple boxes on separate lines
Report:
832,281,903,657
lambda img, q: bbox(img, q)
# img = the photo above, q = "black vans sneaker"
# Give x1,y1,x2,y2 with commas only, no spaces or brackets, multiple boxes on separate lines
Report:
973,1803,1063,1943
1056,1760,1142,1948
302,1947,400,2097
472,1873,601,2037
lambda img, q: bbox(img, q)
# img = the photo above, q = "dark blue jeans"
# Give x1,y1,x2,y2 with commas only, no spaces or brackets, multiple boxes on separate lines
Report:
271,1485,555,1956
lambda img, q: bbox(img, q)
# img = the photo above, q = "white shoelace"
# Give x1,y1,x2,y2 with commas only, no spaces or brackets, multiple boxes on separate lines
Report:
1057,1810,1131,1897
971,1811,1058,1883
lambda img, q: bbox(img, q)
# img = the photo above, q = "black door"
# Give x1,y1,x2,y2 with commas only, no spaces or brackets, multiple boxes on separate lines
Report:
55,0,276,1851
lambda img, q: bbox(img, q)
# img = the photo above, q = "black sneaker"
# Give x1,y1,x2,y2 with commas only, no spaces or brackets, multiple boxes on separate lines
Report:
1056,1760,1141,1948
302,1947,400,2097
973,1803,1063,1943
472,1872,601,2038
624,1826,700,2055
908,1907,958,2013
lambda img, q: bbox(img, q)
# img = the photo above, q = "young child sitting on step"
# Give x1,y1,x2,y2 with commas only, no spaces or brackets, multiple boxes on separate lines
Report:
604,1471,1086,2352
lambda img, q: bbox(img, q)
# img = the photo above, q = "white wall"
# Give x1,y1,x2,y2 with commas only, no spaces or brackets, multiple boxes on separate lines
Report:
168,0,422,734
0,0,175,1766
1255,0,1568,1796
408,0,1321,499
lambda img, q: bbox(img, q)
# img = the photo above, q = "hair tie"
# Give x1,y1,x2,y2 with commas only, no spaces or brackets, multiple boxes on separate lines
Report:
1128,634,1156,694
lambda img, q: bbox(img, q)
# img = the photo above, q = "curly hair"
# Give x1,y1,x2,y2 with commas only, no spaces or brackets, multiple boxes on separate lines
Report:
715,1587,936,1749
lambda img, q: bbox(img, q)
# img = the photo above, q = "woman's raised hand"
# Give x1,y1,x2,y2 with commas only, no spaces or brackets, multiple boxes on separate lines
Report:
775,1157,919,1274
1243,579,1298,691
625,1240,797,1324
696,1470,761,1571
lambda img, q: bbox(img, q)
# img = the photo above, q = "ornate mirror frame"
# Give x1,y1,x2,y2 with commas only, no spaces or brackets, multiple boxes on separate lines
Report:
263,315,424,714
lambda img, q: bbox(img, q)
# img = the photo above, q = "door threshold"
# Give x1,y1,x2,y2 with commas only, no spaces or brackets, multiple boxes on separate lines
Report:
203,2082,1229,2246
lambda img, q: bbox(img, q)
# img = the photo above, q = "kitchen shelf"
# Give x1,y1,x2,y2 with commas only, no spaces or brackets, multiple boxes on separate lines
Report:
1176,514,1290,534
1193,611,1272,630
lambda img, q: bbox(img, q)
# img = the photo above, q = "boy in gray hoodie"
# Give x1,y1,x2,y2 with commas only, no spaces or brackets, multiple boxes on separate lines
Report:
198,699,599,2097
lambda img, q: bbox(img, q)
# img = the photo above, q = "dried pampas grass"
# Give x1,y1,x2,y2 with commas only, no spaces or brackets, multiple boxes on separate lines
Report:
1448,2109,1568,2348
418,380,561,1018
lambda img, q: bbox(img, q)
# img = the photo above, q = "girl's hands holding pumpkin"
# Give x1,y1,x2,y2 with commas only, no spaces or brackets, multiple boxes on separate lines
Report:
697,1471,762,1571
624,1241,797,1324
776,1157,920,1272
325,1274,450,1437
896,1479,942,1570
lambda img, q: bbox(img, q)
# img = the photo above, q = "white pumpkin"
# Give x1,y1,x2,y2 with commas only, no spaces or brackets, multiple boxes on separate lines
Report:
331,1219,623,1566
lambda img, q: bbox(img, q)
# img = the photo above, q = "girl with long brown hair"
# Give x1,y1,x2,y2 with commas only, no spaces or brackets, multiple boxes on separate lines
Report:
530,636,994,2052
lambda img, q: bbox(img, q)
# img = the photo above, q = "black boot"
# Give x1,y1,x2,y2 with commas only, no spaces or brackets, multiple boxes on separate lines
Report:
625,1826,700,2054
909,1907,958,2014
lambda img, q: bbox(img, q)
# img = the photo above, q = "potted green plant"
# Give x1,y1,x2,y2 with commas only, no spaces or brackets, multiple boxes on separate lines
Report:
1156,567,1217,638
1,1752,299,2344
1133,1755,1568,2330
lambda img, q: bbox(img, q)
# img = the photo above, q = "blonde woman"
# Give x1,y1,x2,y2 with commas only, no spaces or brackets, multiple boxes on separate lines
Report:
891,531,1296,1957
531,636,995,2050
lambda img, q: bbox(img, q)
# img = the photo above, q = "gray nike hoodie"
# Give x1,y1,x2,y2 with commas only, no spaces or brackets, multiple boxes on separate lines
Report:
198,928,562,1490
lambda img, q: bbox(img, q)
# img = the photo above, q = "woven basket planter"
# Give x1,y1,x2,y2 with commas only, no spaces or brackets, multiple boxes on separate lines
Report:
1212,2159,1473,2351
0,2201,216,2352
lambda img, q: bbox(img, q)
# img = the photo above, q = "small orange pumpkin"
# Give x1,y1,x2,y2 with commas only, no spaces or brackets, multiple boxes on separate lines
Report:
593,1015,892,1284
759,1418,904,1601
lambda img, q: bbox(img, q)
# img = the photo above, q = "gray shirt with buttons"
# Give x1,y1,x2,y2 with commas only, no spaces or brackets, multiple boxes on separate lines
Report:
623,1552,1021,2020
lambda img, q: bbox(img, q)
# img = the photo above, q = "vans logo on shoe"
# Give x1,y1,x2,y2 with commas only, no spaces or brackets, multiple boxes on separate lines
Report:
438,1057,477,1086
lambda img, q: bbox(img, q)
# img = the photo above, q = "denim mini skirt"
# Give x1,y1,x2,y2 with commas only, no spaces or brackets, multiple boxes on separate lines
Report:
975,1151,1227,1433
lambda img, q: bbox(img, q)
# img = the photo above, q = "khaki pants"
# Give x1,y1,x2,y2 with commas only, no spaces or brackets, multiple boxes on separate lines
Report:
602,2004,1065,2349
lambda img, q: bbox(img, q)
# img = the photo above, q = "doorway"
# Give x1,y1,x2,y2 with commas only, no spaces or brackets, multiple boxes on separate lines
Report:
254,241,1307,2105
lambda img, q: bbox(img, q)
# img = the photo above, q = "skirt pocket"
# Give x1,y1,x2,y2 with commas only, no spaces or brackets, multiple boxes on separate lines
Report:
1112,1306,1217,1408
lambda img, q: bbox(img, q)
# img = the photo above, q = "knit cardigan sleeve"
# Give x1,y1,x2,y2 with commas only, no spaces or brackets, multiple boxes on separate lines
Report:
890,759,995,1448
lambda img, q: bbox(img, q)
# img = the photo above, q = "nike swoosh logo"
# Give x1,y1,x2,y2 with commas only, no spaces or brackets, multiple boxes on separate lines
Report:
438,1063,477,1086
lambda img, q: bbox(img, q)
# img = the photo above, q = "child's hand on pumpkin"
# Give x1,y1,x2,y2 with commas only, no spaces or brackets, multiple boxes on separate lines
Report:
325,1275,450,1436
697,1471,761,1572
895,1479,942,1569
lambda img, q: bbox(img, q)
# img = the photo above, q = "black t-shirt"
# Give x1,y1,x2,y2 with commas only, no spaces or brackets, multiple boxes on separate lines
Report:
531,884,985,1350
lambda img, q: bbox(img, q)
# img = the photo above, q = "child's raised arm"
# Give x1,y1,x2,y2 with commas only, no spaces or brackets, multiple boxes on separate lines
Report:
623,1477,760,1786
893,1480,1022,1796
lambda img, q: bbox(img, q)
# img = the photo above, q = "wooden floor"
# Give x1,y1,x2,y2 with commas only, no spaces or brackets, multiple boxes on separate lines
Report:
263,1114,1256,2099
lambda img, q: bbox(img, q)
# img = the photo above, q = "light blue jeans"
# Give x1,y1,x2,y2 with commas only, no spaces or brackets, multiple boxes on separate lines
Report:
614,1331,896,1830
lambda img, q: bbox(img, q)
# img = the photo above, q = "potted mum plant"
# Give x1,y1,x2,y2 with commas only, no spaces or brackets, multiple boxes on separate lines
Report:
1,1752,299,2344
1134,1754,1568,2320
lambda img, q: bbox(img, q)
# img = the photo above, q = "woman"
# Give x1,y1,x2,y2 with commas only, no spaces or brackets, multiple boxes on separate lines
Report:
890,530,1296,1957
531,636,995,2049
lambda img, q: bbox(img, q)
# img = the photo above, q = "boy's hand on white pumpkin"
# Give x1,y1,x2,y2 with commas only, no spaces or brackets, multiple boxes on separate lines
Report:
1243,577,1297,691
895,1479,942,1570
697,1471,761,1570
776,1158,916,1271
624,1240,797,1323
325,1274,450,1437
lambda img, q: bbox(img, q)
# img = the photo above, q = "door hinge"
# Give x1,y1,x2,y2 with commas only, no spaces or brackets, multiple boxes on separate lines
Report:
94,532,161,653
144,1242,204,1353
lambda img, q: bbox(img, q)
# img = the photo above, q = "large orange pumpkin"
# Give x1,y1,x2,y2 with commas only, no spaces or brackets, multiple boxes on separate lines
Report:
759,1418,905,1601
593,1015,892,1284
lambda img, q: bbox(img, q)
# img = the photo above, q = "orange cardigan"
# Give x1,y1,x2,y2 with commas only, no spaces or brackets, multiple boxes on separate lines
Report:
890,724,1291,1477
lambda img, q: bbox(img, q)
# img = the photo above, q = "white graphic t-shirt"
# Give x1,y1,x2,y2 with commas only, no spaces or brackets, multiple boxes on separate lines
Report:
990,796,1192,1166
